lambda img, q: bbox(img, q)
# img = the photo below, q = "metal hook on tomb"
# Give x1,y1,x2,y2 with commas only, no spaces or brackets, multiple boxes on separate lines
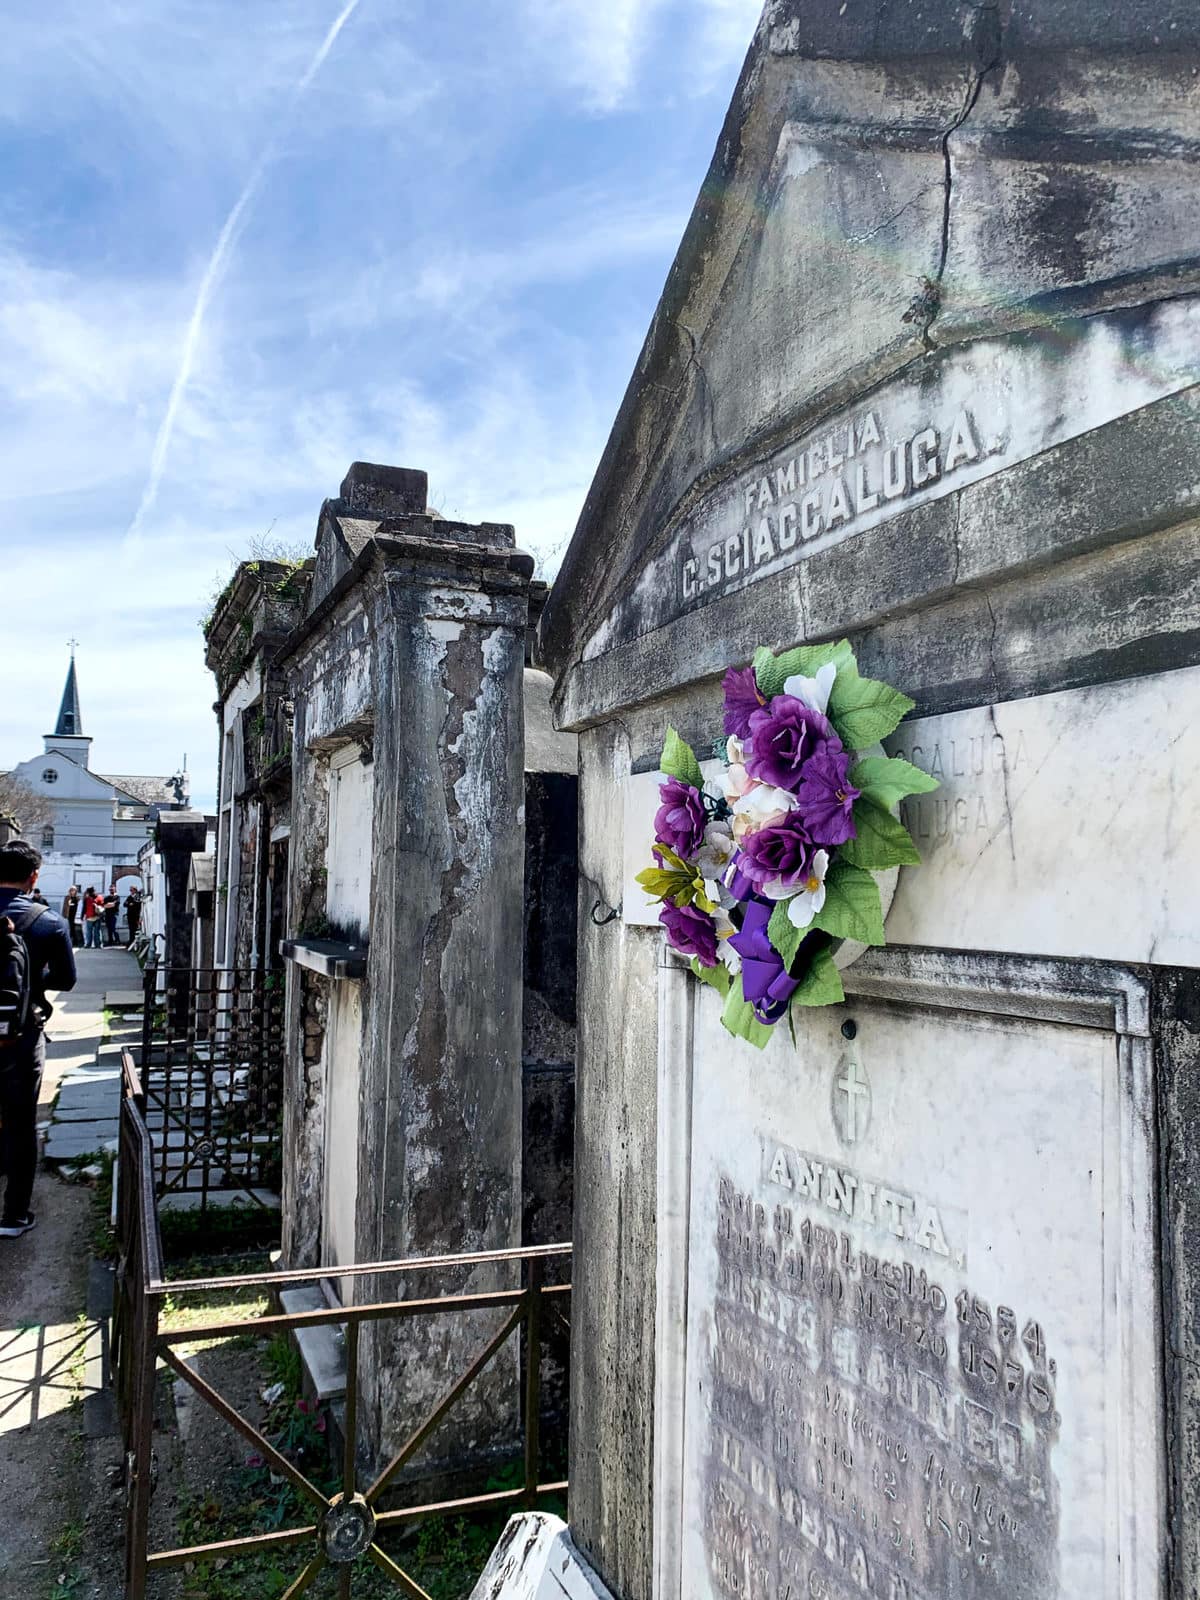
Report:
590,898,621,927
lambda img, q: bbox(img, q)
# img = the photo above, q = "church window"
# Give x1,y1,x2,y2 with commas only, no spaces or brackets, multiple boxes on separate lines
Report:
42,767,58,784
41,825,54,847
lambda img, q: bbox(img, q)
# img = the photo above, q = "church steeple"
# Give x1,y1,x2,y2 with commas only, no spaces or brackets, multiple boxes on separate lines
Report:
44,643,93,764
55,646,83,737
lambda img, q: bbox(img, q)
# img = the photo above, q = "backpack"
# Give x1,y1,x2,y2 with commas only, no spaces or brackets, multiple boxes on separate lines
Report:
0,905,48,1057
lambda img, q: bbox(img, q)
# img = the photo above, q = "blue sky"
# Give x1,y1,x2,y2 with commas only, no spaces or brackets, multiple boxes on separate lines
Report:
0,0,760,808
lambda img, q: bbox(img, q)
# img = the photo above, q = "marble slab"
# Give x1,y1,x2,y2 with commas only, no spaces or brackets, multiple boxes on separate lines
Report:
469,1514,615,1600
665,981,1161,1600
885,664,1200,966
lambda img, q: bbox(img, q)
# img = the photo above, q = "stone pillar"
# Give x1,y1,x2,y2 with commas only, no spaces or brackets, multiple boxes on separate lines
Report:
156,811,208,1025
360,520,532,1462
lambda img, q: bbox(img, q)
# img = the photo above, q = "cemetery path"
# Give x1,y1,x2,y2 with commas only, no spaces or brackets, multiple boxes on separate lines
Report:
0,948,139,1599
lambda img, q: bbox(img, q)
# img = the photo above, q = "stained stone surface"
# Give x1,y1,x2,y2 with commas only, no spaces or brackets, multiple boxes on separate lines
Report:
530,2,1200,1594
672,983,1160,1600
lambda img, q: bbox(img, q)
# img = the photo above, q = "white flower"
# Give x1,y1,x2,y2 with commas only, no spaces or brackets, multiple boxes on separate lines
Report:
717,762,756,803
783,661,837,716
759,875,797,902
785,850,830,929
695,821,735,880
713,906,742,975
725,735,752,765
730,783,796,840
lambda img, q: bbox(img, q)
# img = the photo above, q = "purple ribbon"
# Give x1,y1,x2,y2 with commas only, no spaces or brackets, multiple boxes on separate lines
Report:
724,860,758,903
728,899,799,1024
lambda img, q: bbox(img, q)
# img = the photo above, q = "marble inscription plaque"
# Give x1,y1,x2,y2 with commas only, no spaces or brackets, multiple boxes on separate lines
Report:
677,992,1158,1600
584,298,1200,659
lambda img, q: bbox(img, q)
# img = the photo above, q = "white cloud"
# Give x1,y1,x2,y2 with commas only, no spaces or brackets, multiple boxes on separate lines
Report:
510,0,759,112
512,0,661,113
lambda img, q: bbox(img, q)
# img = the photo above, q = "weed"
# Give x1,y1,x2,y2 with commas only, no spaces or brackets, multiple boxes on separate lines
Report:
263,1332,302,1400
47,1523,86,1599
88,1150,117,1260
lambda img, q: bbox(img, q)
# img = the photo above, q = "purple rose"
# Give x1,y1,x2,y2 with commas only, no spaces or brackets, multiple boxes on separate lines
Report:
728,900,799,1024
655,778,706,859
735,820,812,892
723,665,765,739
746,696,839,793
660,900,719,966
796,744,860,846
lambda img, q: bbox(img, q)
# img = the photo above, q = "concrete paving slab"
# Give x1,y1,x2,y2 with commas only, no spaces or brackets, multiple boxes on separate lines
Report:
51,1093,120,1123
104,991,144,1009
0,1317,102,1433
44,1123,119,1161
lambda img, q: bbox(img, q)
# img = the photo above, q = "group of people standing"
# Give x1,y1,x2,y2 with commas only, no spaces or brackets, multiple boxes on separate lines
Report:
59,883,143,949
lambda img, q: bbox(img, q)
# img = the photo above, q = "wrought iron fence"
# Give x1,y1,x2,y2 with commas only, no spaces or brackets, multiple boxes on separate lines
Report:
139,962,285,1211
113,1051,572,1599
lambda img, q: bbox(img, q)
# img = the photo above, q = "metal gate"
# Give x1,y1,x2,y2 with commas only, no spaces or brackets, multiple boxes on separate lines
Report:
139,963,285,1210
113,1053,571,1598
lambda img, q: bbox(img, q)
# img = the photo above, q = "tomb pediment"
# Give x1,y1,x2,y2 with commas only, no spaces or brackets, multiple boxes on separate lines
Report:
539,0,1200,727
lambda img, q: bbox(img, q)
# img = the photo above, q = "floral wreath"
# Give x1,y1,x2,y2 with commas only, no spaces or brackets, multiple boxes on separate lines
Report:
637,639,937,1046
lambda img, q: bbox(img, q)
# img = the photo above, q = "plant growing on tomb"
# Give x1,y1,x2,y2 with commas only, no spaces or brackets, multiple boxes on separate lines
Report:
636,639,937,1046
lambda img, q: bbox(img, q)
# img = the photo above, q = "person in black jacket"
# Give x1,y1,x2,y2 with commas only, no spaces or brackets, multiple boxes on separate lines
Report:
0,840,76,1238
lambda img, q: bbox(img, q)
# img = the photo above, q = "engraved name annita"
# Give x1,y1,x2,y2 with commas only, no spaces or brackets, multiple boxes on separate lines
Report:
680,406,999,601
766,1144,961,1266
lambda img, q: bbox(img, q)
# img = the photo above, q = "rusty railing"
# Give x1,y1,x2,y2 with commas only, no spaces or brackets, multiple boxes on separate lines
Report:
113,1051,571,1599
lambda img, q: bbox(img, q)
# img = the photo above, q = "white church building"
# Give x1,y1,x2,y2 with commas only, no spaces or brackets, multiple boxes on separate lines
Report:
5,654,187,905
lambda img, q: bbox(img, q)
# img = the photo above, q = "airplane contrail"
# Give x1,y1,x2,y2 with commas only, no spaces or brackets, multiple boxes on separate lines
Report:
127,0,363,539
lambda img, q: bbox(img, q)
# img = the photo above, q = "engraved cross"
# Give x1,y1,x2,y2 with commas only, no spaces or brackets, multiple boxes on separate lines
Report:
837,1060,870,1143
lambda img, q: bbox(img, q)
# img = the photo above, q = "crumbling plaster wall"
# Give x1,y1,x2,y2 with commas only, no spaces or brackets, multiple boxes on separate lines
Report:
279,595,368,1271
280,527,534,1465
357,560,530,1460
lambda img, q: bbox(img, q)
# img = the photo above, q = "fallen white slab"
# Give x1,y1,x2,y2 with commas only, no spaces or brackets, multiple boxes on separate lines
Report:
469,1515,614,1600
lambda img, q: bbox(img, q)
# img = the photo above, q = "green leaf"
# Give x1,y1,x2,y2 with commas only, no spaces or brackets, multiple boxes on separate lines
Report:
720,982,777,1050
752,638,855,701
767,898,804,969
826,664,915,750
690,955,732,996
660,726,704,792
839,798,922,870
635,866,691,903
791,944,846,1008
849,754,938,809
810,860,886,946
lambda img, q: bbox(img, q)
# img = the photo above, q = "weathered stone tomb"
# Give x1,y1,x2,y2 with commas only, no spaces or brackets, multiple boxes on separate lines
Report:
276,462,576,1465
535,5,1200,1599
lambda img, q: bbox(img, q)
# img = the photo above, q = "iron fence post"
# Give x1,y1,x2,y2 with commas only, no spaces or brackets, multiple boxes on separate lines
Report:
524,1255,543,1508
